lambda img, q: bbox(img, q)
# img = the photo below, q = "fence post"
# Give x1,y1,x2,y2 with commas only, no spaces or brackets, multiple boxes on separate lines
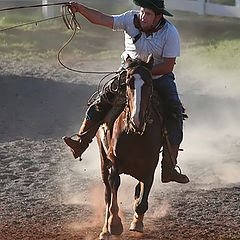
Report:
198,0,206,15
236,0,240,7
42,0,54,18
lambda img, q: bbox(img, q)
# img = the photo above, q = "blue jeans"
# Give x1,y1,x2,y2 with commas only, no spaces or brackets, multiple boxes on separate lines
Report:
153,72,183,145
86,94,113,122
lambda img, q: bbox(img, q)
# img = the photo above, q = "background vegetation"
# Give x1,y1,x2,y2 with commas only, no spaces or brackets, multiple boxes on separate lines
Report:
209,0,235,5
0,1,239,87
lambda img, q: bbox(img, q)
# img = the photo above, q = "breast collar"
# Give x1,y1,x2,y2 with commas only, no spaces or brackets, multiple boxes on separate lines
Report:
133,14,166,44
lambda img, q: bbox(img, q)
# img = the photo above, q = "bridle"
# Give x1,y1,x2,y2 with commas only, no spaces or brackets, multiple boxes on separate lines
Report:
125,65,153,135
126,99,152,135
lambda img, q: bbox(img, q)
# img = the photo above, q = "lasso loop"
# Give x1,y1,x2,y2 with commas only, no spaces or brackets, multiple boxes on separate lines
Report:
0,2,123,104
0,2,121,75
58,4,120,75
58,4,123,106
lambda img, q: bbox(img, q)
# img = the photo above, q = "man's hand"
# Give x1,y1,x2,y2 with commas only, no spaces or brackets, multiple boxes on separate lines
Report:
66,2,114,29
67,1,80,14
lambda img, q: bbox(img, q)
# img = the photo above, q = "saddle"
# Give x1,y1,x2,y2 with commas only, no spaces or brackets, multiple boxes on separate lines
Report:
103,89,163,132
99,72,188,136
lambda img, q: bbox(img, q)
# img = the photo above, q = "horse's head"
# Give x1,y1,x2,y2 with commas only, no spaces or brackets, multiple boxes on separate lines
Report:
125,54,154,134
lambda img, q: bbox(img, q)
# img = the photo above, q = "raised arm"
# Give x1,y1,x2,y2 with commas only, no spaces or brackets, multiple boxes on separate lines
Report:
68,2,114,29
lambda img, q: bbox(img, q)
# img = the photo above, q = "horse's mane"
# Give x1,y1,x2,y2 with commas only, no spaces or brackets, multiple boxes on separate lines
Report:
127,58,150,70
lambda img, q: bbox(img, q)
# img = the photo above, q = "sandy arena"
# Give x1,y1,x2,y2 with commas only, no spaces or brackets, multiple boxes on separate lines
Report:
0,52,240,240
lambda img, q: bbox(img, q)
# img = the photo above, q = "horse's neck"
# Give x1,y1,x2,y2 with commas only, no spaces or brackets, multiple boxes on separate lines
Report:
115,106,130,133
147,93,164,126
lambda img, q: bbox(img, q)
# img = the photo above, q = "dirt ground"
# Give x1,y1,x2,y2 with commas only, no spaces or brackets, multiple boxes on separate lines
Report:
0,58,240,240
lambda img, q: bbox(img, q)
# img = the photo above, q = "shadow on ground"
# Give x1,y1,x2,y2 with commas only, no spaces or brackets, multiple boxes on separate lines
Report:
0,74,96,141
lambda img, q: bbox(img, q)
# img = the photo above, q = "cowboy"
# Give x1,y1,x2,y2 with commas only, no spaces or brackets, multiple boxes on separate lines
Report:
63,0,190,184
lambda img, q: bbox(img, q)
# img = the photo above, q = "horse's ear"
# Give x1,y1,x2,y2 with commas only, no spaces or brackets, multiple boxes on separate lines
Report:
126,55,132,66
146,54,154,69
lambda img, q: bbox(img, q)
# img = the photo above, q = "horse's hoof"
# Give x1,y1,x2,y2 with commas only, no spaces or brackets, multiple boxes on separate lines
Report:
99,231,111,240
129,220,144,233
109,223,123,235
108,216,123,235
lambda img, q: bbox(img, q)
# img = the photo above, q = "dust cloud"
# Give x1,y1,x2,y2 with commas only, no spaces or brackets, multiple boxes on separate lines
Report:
55,9,240,225
176,48,240,188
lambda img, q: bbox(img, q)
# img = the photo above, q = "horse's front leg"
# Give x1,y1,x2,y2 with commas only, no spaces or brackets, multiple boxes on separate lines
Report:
130,176,154,233
99,165,111,240
108,161,123,236
97,136,112,240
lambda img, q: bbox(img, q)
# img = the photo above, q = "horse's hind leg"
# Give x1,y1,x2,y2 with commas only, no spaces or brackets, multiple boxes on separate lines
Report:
108,164,123,235
130,177,154,233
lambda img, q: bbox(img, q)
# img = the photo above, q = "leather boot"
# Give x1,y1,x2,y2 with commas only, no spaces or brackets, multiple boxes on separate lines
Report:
161,144,189,184
62,119,99,159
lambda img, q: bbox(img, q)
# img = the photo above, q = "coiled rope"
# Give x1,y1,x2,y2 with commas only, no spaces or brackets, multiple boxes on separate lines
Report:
58,4,123,106
0,2,121,75
58,4,120,75
0,2,123,104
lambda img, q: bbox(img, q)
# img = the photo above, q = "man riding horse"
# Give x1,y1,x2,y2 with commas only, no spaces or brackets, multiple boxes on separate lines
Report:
63,0,190,184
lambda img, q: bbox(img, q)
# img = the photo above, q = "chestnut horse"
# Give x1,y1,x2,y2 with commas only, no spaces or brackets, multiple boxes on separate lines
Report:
96,55,163,240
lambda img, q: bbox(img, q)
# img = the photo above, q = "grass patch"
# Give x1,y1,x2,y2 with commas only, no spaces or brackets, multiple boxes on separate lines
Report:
178,39,240,91
87,50,121,60
0,4,240,84
209,0,235,5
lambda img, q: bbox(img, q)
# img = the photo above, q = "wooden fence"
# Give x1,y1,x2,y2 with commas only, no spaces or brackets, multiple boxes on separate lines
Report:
165,0,240,18
39,0,240,18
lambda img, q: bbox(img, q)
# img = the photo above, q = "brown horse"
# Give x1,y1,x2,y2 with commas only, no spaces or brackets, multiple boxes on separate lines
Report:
96,55,164,240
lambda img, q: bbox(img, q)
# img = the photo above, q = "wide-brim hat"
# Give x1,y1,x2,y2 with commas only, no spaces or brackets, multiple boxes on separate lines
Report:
133,0,173,17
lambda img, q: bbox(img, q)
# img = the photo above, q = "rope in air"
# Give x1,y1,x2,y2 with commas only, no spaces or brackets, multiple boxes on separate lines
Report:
58,4,120,75
58,4,122,104
0,2,123,104
0,2,70,32
0,2,69,12
0,2,121,75
0,2,125,142
0,15,64,32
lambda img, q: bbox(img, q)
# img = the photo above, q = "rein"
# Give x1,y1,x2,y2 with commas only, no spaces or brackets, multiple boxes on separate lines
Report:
125,65,153,135
125,99,152,135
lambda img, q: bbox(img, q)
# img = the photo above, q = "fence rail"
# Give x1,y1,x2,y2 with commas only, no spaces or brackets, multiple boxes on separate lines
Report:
165,0,240,18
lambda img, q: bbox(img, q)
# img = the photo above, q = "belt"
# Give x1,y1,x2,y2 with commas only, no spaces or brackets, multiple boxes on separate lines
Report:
152,75,163,79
